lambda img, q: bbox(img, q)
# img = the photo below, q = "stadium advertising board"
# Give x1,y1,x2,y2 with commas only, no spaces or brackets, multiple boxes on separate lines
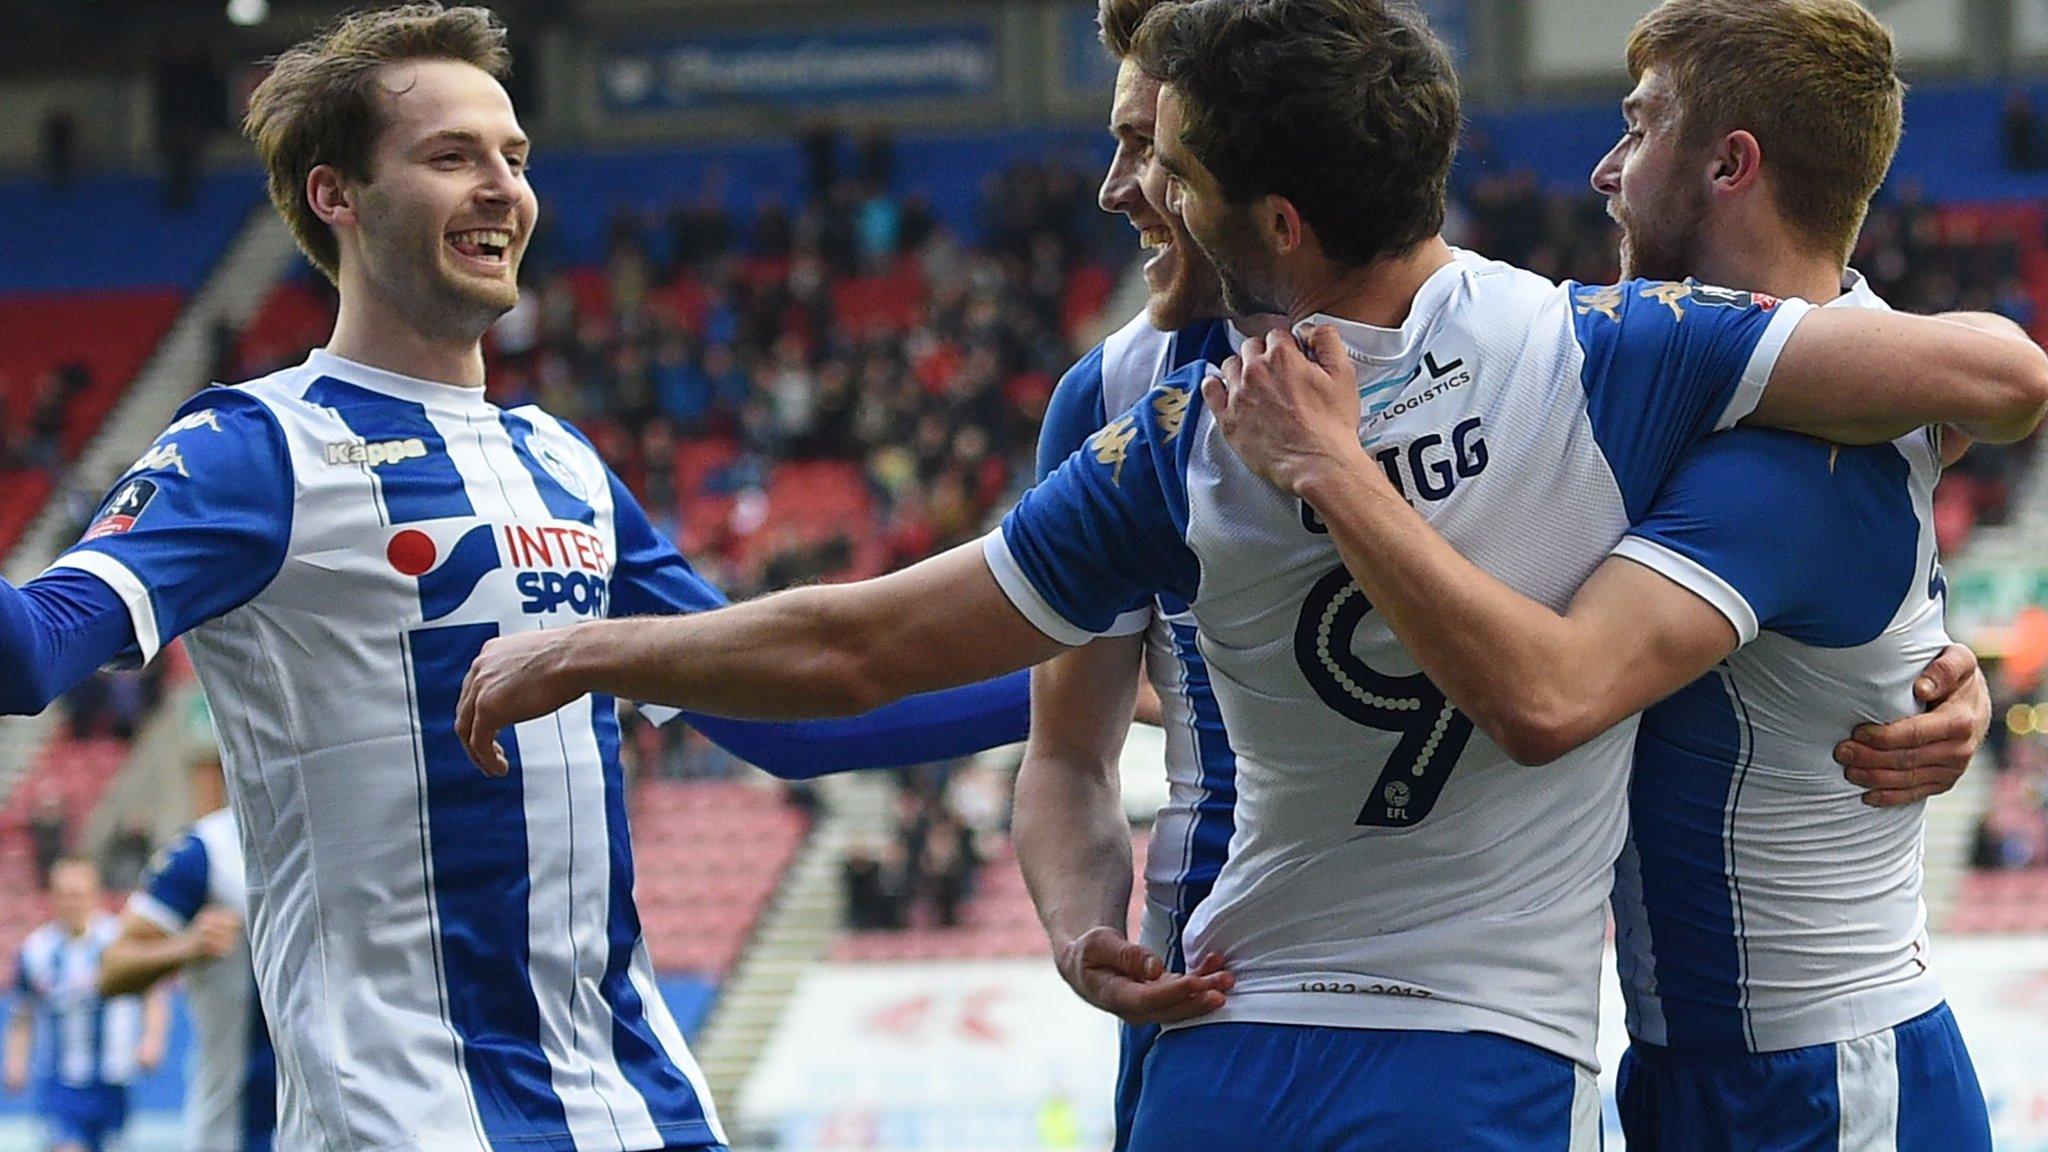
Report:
742,944,2048,1151
739,960,1120,1151
1941,935,2048,1150
600,25,999,115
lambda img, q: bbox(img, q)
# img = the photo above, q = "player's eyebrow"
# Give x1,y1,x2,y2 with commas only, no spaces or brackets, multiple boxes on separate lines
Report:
1621,95,1645,123
416,128,530,152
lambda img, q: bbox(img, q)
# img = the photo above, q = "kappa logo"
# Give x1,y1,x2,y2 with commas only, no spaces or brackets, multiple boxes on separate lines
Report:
159,410,223,437
125,443,189,479
326,438,430,468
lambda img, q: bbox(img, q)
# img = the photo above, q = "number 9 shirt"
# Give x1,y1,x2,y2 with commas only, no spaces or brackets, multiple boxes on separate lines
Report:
984,252,1811,1071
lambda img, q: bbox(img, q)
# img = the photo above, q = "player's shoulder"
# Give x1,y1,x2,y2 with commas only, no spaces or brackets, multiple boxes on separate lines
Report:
20,922,59,957
1434,249,1569,336
190,808,240,861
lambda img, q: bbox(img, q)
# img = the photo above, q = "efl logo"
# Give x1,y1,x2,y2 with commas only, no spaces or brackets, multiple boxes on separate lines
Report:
327,438,429,468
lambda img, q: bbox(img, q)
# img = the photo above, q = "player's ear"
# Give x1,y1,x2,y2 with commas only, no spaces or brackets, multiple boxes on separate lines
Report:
1708,129,1764,198
1265,194,1306,256
307,164,358,229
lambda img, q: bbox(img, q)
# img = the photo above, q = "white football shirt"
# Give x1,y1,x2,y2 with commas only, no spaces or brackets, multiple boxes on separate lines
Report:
1611,272,1951,1054
47,350,725,1152
991,253,1811,1069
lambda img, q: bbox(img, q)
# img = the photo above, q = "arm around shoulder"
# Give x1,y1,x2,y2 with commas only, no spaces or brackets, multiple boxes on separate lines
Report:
1756,308,2048,445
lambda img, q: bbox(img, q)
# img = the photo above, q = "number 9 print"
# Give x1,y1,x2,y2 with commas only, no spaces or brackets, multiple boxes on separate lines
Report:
1293,566,1475,826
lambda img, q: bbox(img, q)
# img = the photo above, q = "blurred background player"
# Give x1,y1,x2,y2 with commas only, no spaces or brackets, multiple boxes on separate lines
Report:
99,756,274,1152
6,859,167,1152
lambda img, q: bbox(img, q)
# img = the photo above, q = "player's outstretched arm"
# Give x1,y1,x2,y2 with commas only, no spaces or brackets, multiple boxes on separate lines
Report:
1753,308,2048,445
98,908,239,997
677,673,1032,780
459,542,1070,776
2,993,32,1095
1015,634,1232,1024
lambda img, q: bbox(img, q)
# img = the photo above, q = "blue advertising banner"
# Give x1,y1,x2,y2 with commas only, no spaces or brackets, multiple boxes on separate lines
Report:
1419,0,1472,65
1062,6,1121,94
601,25,999,114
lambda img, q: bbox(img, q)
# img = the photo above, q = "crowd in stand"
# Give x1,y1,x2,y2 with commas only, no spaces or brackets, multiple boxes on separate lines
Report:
1970,606,2048,870
841,761,1010,933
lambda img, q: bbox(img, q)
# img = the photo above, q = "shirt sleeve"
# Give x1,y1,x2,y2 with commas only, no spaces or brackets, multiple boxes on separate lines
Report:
1611,429,1920,649
0,569,142,715
1035,341,1152,639
602,467,728,619
988,366,1205,646
127,830,211,933
682,670,1032,779
43,388,295,666
1569,280,1813,521
1038,343,1111,482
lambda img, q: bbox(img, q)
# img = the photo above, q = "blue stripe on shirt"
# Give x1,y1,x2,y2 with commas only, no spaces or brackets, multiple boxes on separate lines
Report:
408,622,569,1142
1630,669,1754,1052
591,699,718,1140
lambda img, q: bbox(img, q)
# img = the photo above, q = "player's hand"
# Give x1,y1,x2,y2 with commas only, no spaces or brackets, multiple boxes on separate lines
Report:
3,1060,24,1095
1207,325,1373,497
458,631,586,777
135,1030,166,1073
1836,643,1988,806
189,907,242,962
1053,926,1233,1026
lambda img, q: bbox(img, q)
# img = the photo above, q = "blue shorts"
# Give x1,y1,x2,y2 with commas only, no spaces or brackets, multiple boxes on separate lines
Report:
1126,1023,1599,1151
1617,1003,1991,1152
36,1082,127,1152
1114,1021,1161,1152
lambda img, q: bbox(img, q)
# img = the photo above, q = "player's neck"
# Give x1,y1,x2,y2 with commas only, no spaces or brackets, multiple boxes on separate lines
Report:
327,286,489,390
1694,223,1846,307
1292,237,1457,329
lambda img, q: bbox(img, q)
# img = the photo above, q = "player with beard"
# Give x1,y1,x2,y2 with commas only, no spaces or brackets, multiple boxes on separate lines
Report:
456,1,2043,1145
1011,5,1241,1148
0,6,1030,1149
1215,1,1996,1147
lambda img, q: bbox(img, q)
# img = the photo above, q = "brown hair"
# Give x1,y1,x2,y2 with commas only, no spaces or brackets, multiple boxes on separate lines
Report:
1627,0,1903,262
1131,0,1459,269
243,3,511,282
1099,0,1169,59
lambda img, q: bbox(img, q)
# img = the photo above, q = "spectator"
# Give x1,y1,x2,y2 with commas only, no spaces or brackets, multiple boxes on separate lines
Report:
41,109,76,190
28,795,68,890
842,844,904,930
2004,89,2044,173
100,817,152,892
